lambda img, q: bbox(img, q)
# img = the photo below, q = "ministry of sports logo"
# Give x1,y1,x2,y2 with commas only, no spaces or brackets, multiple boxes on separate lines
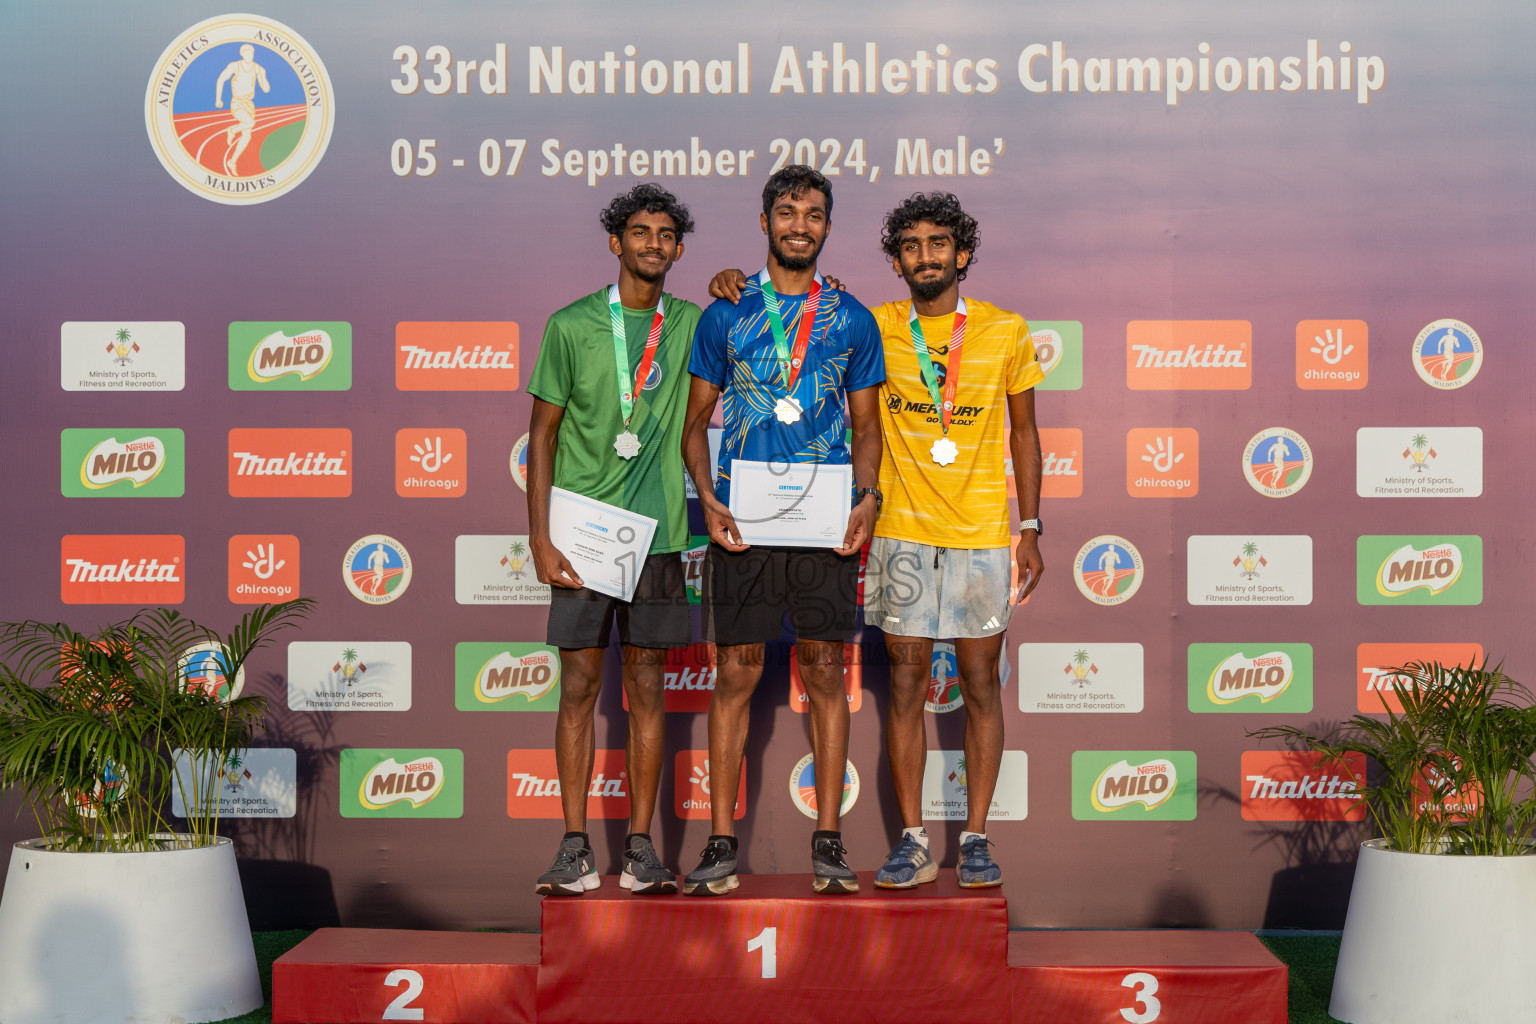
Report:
344,535,412,604
1242,428,1312,498
1072,535,1143,605
145,15,334,205
1412,319,1482,389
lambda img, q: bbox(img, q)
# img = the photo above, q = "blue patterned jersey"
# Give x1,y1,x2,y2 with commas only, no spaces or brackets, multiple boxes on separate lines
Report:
689,275,884,504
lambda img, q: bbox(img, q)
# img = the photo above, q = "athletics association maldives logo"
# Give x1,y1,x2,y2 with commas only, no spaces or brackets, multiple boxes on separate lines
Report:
789,754,860,819
1243,428,1312,498
509,433,530,492
1412,319,1482,389
343,535,412,604
1072,535,1143,606
926,642,963,713
178,641,245,701
145,15,334,204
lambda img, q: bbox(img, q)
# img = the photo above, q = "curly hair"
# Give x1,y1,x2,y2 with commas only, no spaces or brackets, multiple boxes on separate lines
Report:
761,164,833,220
600,183,695,238
879,192,979,280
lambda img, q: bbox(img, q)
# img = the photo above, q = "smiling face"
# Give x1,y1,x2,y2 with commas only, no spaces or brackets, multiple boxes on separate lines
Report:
761,188,830,272
894,220,971,302
610,209,682,283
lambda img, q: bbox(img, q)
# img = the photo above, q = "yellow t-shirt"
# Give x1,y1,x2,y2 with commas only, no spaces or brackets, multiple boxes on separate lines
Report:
873,298,1044,549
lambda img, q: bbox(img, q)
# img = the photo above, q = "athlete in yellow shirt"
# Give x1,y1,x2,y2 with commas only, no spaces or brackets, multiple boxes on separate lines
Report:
863,193,1043,888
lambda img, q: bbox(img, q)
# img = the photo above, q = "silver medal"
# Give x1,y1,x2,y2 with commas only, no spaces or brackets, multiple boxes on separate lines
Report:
774,396,803,424
930,436,959,466
614,431,642,459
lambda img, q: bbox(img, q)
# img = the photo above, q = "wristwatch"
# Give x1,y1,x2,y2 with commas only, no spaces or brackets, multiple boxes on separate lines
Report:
1019,517,1043,535
858,487,884,512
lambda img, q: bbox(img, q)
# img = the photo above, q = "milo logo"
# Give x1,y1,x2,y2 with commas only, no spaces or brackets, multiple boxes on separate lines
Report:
454,643,561,711
248,328,333,382
476,649,558,703
1208,651,1293,704
359,756,445,809
82,436,166,489
1092,757,1179,812
1377,542,1463,596
1031,327,1063,375
1072,750,1197,821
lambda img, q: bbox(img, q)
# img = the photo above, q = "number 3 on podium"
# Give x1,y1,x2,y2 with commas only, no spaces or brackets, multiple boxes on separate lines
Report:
746,926,777,979
1120,971,1161,1022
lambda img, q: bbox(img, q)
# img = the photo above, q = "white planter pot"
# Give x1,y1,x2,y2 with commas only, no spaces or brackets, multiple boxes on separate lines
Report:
1330,838,1536,1024
0,836,262,1024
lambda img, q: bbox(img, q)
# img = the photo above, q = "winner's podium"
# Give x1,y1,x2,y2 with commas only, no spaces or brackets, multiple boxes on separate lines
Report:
273,874,1287,1023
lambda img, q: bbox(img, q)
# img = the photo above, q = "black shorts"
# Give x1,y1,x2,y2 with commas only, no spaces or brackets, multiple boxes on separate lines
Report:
546,551,691,650
701,543,859,646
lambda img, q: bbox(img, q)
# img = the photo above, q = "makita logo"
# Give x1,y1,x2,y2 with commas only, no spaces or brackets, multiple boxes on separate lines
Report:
1131,343,1247,369
1362,666,1416,692
251,330,332,381
1245,773,1358,800
232,451,348,476
1042,451,1078,476
66,557,181,583
84,436,164,488
665,665,716,692
510,771,628,799
400,344,514,371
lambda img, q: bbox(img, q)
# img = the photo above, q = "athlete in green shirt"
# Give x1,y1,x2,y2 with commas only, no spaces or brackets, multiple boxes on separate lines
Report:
525,183,702,896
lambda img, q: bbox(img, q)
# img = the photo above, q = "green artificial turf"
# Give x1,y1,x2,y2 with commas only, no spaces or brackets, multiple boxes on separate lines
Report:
1261,934,1344,1024
223,929,1346,1024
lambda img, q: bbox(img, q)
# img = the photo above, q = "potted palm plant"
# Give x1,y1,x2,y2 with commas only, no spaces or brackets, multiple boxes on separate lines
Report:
0,600,313,1024
1251,658,1536,1024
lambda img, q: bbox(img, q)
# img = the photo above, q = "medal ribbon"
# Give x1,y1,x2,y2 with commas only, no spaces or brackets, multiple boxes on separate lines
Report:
607,284,665,429
908,297,968,436
758,268,822,392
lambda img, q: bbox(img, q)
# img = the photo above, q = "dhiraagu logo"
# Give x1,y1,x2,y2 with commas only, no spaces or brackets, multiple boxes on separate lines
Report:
454,642,561,710
1357,536,1482,605
1072,751,1197,820
340,749,462,818
61,429,185,497
229,322,352,390
1188,643,1313,713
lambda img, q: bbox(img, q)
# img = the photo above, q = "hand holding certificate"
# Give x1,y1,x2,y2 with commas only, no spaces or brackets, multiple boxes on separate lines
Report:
547,487,657,601
728,459,851,548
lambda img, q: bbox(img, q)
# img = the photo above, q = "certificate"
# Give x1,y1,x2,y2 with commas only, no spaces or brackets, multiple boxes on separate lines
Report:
547,487,657,601
728,460,851,548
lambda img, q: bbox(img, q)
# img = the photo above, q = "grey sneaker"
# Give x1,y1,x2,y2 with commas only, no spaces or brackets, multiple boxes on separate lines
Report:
535,834,599,896
620,833,678,895
811,833,859,894
874,834,938,889
957,834,1003,888
683,835,739,896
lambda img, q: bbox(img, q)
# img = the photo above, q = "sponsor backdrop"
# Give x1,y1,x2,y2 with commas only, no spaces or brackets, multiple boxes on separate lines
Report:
1,0,1530,931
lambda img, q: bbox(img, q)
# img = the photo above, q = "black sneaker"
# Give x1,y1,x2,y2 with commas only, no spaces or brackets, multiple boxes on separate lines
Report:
811,832,859,894
620,833,678,895
683,835,739,896
534,834,599,896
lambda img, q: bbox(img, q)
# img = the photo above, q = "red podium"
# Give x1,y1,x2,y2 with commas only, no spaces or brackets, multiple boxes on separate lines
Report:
536,873,1009,1023
272,880,1289,1023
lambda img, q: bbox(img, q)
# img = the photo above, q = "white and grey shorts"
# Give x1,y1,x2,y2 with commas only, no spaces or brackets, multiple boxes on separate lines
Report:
864,537,1013,639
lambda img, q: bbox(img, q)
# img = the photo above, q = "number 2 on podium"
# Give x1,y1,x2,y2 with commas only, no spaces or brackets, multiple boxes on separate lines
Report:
746,926,777,978
382,968,425,1020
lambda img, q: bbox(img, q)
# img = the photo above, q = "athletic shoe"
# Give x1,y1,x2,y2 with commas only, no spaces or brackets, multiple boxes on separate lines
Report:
874,834,938,889
535,834,599,896
683,835,739,896
811,833,859,894
957,834,1003,888
620,833,678,895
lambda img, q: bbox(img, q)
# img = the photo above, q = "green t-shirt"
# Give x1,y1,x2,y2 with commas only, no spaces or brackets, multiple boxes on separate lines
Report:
526,287,700,555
